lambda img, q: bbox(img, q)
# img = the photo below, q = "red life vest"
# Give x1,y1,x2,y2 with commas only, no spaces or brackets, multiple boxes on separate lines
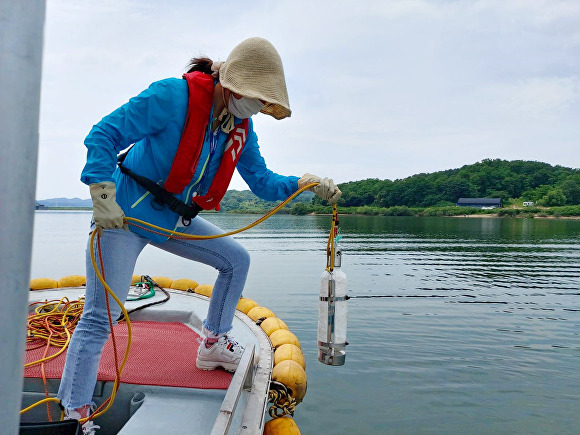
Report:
164,71,249,211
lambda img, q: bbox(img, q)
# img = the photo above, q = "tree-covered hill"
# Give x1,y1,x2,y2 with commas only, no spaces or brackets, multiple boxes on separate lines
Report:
37,160,580,215
219,189,314,213
331,159,580,208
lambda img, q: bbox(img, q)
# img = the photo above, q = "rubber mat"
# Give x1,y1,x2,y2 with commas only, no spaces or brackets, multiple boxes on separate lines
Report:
24,321,232,389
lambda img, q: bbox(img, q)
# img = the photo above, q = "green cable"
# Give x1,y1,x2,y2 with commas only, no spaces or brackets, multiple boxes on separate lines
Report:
126,282,156,301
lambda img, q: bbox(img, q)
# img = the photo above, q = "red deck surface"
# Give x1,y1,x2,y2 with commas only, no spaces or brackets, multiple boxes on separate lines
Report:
24,321,232,390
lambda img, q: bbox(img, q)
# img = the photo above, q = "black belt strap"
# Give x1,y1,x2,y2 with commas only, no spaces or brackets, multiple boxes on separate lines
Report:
118,148,202,223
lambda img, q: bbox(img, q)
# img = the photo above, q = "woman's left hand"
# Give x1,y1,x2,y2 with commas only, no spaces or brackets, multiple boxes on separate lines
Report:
298,173,342,204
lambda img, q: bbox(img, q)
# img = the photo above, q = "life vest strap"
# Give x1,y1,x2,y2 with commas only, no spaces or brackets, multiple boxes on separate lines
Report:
118,156,202,221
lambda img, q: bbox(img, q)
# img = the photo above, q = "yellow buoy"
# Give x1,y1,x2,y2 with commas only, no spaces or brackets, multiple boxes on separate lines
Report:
57,275,86,288
260,317,289,337
194,284,213,297
170,278,199,291
236,297,258,314
264,416,301,435
247,306,275,322
271,359,307,404
269,329,301,349
131,275,142,285
274,344,305,369
29,278,58,290
151,276,173,288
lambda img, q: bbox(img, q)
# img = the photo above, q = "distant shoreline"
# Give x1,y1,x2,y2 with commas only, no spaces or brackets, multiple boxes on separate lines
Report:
36,208,580,220
450,213,580,220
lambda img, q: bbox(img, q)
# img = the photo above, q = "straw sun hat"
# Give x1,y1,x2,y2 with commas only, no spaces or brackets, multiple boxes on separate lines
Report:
216,37,291,120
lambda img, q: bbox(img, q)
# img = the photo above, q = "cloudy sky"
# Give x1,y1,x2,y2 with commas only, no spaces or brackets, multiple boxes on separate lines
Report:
36,0,580,200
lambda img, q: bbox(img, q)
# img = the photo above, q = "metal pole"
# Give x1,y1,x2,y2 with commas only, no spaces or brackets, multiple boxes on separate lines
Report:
0,1,46,434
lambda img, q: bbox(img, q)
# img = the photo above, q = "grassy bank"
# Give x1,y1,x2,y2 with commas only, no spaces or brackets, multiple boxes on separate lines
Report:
289,203,580,218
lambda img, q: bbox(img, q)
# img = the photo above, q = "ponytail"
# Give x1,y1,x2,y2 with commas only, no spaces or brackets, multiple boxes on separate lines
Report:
186,57,213,74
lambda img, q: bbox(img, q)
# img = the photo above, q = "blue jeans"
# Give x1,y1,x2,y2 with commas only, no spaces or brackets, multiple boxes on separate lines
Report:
57,216,250,409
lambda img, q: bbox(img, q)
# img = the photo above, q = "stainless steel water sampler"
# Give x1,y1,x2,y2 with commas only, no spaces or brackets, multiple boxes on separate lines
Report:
318,207,348,366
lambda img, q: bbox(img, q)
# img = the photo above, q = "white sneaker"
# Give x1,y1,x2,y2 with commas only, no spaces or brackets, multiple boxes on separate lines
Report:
64,406,100,435
196,335,244,372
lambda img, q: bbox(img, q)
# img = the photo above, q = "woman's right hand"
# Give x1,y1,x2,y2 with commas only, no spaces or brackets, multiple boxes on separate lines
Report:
89,182,128,235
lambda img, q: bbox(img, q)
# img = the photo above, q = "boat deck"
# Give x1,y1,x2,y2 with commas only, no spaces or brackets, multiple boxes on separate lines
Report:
25,320,233,389
21,287,273,434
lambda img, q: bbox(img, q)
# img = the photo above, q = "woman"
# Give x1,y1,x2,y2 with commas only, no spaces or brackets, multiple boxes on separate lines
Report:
57,37,341,432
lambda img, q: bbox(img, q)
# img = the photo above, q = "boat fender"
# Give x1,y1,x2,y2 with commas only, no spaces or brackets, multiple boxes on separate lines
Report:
272,360,307,404
151,276,173,288
247,306,275,322
131,275,142,285
57,275,86,288
274,344,305,370
236,297,258,314
194,284,213,297
263,415,301,435
269,329,300,349
29,278,58,290
170,278,199,291
260,317,289,337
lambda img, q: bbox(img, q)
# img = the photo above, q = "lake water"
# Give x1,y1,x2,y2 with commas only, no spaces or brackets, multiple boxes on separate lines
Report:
31,211,580,434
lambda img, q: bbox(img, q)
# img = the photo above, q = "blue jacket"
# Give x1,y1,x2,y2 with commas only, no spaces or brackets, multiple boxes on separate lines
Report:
81,78,299,242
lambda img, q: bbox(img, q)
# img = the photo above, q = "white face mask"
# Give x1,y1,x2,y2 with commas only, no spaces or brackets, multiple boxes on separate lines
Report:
228,95,265,119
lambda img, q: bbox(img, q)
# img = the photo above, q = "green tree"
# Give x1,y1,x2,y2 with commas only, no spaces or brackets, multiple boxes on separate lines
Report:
560,174,580,205
291,203,309,215
443,178,473,202
539,188,567,206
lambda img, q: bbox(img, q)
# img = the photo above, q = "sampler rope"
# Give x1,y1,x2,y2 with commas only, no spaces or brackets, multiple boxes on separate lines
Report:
22,182,320,423
124,182,318,239
326,204,339,271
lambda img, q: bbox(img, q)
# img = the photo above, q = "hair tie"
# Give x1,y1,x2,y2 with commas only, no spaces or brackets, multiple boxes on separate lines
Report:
211,61,224,78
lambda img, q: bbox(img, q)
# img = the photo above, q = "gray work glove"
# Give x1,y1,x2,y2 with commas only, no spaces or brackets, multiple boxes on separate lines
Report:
89,182,128,236
298,173,342,204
